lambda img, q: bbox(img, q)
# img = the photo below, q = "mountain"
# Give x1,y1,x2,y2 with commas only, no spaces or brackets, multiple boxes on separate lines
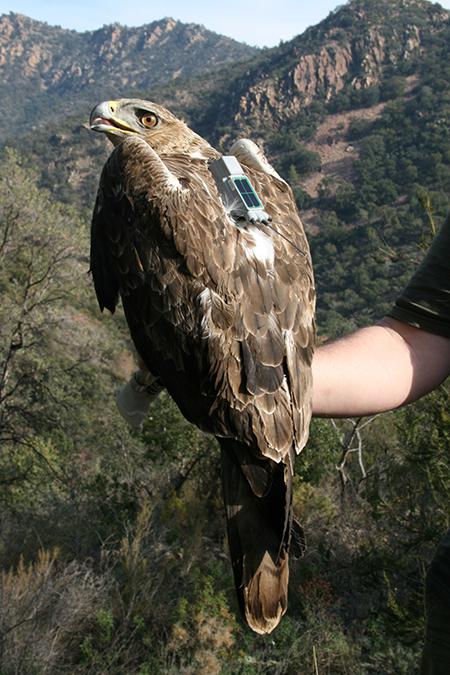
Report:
4,0,450,333
196,0,449,138
0,12,258,139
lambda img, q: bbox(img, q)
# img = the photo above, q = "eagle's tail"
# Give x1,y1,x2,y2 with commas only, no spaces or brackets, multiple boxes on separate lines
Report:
219,438,304,634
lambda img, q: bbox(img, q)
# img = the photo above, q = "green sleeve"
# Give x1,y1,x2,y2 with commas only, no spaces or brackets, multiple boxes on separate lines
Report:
388,215,450,338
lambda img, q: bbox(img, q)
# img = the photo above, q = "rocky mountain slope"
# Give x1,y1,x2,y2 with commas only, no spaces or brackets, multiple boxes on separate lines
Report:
0,12,258,139
183,0,448,143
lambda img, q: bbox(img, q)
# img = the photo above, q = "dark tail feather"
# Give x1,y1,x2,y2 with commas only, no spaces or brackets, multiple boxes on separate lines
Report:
219,437,301,634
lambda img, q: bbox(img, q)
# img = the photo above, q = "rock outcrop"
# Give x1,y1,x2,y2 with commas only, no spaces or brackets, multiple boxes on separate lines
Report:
219,0,449,133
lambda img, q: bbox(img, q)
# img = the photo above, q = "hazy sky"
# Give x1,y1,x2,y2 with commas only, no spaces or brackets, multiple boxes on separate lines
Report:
2,0,450,47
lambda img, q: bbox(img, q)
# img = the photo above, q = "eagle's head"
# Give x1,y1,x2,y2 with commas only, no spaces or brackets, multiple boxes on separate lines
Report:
89,98,211,155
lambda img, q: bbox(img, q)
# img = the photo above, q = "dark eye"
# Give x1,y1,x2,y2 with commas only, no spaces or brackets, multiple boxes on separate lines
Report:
140,113,158,128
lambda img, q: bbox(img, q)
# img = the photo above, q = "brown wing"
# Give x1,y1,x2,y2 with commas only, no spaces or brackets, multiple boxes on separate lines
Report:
237,162,316,457
90,141,215,428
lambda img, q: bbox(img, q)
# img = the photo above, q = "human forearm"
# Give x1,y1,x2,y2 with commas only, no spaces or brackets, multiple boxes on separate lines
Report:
312,318,450,418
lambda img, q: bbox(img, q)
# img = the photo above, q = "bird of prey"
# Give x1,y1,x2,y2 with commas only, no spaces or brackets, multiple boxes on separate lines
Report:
89,98,316,634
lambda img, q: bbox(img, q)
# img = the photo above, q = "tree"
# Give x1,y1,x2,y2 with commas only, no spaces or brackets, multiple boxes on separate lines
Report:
381,76,407,101
0,150,82,455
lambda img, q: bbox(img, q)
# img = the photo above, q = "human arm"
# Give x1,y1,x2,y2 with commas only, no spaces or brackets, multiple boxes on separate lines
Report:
312,213,450,418
312,318,450,417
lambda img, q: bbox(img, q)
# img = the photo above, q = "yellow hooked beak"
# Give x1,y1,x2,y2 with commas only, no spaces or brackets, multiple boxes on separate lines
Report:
89,100,136,136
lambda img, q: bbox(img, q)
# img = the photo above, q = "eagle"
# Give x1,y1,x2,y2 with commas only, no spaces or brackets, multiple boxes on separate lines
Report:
89,98,316,634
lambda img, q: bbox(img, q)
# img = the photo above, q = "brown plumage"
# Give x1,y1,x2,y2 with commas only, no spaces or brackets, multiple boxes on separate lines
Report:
89,98,316,634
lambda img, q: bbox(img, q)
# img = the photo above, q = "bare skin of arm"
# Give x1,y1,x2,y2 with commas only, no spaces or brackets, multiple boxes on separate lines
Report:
312,317,450,418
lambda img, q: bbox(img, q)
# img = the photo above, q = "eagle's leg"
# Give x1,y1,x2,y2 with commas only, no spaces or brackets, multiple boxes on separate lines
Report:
116,366,163,428
219,437,296,634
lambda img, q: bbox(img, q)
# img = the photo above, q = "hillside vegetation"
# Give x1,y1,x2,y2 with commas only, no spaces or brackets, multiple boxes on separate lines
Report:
1,1,450,673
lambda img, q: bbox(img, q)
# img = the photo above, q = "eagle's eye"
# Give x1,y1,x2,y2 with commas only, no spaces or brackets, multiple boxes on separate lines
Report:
139,113,158,128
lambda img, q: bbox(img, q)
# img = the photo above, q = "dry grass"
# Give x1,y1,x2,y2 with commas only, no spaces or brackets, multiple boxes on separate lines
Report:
0,549,112,674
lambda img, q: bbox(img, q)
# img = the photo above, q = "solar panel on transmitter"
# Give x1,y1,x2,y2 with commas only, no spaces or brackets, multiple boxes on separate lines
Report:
209,156,270,224
233,178,263,209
